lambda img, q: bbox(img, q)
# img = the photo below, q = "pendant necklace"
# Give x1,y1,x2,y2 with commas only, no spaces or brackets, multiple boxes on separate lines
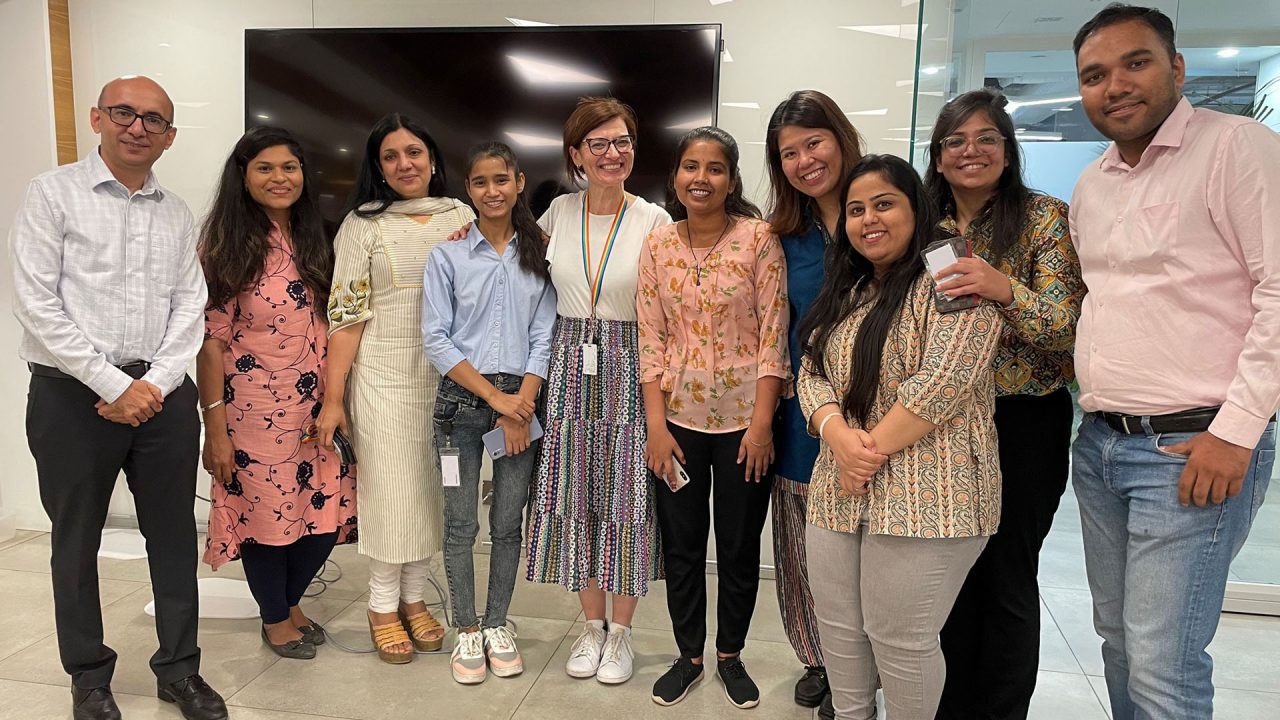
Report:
685,217,732,286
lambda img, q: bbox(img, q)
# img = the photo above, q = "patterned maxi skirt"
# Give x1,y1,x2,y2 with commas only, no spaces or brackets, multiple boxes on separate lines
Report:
525,315,663,596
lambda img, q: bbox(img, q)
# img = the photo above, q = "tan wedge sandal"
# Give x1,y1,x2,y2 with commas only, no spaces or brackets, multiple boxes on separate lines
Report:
399,607,445,652
368,615,414,664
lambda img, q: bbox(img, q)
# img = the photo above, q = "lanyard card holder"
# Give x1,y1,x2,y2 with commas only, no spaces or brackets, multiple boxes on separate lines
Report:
438,420,461,487
922,235,981,313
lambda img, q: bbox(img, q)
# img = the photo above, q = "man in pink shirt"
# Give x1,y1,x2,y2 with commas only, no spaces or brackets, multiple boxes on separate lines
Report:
1068,5,1279,719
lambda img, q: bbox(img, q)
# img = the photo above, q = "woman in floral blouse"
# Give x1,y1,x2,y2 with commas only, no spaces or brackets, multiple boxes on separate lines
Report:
638,126,789,710
924,90,1084,720
197,127,355,659
798,154,1000,719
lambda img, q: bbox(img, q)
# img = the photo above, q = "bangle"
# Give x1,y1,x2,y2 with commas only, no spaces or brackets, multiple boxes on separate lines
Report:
747,435,772,448
200,399,225,413
817,412,842,440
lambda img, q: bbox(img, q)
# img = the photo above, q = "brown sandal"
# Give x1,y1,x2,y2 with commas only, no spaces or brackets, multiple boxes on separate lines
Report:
398,607,445,652
368,614,414,664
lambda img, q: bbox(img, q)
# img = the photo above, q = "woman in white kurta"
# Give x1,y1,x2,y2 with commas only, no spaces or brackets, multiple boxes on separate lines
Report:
318,113,474,664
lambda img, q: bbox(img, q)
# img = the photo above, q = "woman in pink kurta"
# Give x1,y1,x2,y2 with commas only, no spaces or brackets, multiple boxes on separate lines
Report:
197,127,355,658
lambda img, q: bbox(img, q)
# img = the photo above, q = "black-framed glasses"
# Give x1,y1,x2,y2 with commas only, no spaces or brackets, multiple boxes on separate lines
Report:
940,133,1005,154
582,135,635,156
98,105,173,134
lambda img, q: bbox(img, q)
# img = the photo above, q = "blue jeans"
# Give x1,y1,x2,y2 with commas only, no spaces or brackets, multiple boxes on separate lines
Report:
433,374,538,630
1072,414,1274,720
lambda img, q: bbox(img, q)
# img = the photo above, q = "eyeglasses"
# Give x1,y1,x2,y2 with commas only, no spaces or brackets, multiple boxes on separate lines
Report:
98,105,173,134
581,135,634,156
940,133,1005,154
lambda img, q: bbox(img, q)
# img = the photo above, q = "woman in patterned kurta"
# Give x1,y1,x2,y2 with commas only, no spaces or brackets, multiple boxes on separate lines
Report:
317,114,474,664
197,127,355,657
798,155,1001,718
925,90,1085,719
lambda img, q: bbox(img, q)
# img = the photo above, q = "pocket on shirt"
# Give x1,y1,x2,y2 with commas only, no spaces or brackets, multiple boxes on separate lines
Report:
1129,201,1179,270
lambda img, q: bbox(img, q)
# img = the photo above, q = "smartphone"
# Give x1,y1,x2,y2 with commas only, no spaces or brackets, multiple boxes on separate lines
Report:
922,235,980,312
332,428,357,465
482,415,544,459
668,456,691,492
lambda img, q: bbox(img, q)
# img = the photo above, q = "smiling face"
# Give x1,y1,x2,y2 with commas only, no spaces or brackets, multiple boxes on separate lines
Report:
466,155,524,226
379,127,433,199
1077,19,1185,159
568,117,635,189
673,139,733,217
845,171,916,276
935,110,1007,197
243,144,302,224
776,125,844,205
90,77,176,178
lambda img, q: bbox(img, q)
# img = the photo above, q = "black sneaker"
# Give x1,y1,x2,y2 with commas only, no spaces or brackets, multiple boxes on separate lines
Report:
717,655,760,709
817,691,834,720
795,665,828,707
652,656,704,706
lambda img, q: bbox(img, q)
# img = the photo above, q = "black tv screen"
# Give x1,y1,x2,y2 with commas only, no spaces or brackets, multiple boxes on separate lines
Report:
245,25,721,222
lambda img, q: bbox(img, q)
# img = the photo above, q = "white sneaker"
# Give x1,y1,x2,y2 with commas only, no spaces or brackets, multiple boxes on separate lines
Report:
596,625,634,684
482,626,524,677
451,629,487,684
565,621,607,678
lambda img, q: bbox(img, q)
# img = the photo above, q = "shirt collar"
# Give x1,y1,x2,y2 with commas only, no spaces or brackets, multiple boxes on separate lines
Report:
85,147,164,198
466,222,517,253
1098,96,1193,171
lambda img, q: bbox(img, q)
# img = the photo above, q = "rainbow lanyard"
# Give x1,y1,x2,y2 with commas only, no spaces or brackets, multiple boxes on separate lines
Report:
580,193,628,341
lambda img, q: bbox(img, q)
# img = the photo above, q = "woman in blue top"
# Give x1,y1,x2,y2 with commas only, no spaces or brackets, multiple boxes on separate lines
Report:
421,142,557,686
764,90,865,714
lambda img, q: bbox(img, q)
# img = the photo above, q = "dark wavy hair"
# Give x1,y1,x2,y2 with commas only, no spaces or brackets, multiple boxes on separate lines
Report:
346,113,448,218
765,90,865,236
199,126,332,309
465,141,550,281
664,126,761,222
924,89,1030,262
797,154,938,426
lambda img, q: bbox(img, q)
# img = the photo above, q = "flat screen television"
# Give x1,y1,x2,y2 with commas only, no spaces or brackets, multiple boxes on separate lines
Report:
245,25,721,222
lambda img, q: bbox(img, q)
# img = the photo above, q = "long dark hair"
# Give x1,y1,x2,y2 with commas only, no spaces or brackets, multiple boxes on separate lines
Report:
346,113,448,218
665,126,761,222
797,154,938,426
465,141,550,281
924,89,1030,262
199,126,332,309
765,90,865,236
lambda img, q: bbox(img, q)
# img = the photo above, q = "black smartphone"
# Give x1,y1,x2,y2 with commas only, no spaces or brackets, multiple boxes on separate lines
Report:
332,428,357,465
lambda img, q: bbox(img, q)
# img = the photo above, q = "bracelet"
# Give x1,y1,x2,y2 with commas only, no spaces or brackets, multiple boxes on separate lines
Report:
817,412,842,440
200,399,225,413
747,435,773,448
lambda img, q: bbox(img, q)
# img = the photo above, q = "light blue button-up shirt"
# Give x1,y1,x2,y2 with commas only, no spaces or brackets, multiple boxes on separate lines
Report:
421,224,557,379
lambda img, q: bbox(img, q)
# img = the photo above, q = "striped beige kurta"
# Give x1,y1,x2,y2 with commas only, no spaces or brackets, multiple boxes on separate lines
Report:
328,197,475,564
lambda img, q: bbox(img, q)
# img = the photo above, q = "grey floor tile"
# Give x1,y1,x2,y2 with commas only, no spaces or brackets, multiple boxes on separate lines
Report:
1041,586,1105,676
512,625,812,719
1037,524,1090,591
1039,598,1086,674
229,607,573,720
1028,671,1109,719
0,584,352,699
0,568,144,664
0,529,41,552
1207,612,1280,692
0,532,194,584
1213,687,1280,719
1229,541,1280,585
1086,675,1114,719
627,574,791,648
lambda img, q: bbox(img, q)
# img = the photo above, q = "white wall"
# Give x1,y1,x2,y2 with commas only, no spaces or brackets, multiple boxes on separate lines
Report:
0,0,59,533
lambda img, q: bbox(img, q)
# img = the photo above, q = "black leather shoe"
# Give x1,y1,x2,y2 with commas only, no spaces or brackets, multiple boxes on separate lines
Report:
158,674,229,720
72,686,121,720
817,691,835,720
795,665,829,707
296,620,326,646
261,626,316,659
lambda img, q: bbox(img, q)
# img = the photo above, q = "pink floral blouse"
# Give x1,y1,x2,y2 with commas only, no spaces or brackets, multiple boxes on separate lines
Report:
637,217,790,432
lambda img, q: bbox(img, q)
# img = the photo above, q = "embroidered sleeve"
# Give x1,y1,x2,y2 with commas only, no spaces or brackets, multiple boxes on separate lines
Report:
998,196,1084,352
327,215,376,334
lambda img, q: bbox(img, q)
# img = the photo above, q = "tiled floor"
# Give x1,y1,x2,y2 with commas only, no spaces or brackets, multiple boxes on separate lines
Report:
1,483,1277,720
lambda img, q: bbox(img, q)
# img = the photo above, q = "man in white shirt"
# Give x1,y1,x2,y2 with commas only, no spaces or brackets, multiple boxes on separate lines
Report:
9,76,226,720
1069,5,1279,719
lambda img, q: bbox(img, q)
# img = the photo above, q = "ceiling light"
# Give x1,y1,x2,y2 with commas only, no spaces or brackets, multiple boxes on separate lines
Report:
840,24,925,40
506,17,555,26
666,114,714,131
921,65,943,75
504,130,563,148
846,108,889,116
337,147,349,153
709,0,734,5
1005,95,1082,112
507,54,607,85
255,113,271,120
1217,47,1240,58
721,102,760,109
1054,107,1074,112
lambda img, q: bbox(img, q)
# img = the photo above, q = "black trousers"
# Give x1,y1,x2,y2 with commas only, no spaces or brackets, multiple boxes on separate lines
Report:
239,532,338,624
655,424,773,659
26,374,202,689
936,387,1073,720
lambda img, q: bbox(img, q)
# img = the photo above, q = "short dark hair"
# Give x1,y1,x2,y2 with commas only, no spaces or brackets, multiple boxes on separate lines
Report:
1073,3,1176,60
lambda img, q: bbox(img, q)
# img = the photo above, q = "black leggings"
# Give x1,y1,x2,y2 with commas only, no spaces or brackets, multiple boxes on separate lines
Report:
239,532,338,624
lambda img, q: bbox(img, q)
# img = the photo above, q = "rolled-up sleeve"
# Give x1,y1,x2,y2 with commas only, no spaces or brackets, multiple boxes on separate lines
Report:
897,283,1002,425
636,229,669,386
525,279,557,379
420,247,465,376
753,229,791,388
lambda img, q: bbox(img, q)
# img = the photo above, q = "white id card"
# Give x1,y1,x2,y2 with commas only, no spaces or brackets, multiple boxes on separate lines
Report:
440,448,461,487
581,343,599,376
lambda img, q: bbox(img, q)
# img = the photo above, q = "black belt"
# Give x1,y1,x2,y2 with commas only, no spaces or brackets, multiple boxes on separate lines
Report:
1100,407,1218,435
29,361,152,381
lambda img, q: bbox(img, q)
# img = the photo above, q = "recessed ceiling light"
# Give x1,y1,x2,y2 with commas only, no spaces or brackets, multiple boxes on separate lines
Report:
921,65,943,75
839,24,925,40
846,108,889,116
721,102,760,109
709,0,734,5
1217,47,1240,58
1005,95,1082,112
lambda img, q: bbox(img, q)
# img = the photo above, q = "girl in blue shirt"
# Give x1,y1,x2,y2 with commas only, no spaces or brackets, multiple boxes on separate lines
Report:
421,142,556,685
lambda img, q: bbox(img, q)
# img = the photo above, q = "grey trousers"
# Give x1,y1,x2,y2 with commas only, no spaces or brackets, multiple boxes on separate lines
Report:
807,523,987,720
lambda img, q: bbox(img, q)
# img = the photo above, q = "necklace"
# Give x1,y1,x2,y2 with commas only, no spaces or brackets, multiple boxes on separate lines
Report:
684,216,732,286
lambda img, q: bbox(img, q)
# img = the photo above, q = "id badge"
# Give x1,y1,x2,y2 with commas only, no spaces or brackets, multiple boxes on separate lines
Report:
440,447,461,487
581,343,599,376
